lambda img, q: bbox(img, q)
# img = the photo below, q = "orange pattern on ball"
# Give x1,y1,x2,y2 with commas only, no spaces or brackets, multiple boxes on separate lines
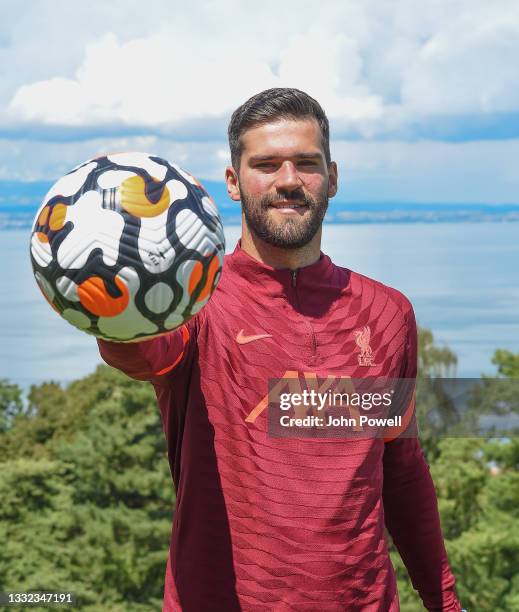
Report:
38,206,50,225
49,203,67,231
188,255,220,303
36,231,49,243
119,175,170,218
78,275,129,317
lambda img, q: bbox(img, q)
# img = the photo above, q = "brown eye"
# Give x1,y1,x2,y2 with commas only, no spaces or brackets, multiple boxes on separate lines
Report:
298,160,318,168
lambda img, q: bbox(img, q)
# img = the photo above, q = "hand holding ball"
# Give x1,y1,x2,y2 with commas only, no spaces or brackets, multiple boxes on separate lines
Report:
30,153,225,341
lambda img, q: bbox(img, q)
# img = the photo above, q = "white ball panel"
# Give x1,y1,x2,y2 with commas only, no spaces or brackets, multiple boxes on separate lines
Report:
56,191,124,269
56,276,80,301
107,153,167,180
30,234,53,267
62,309,91,330
97,267,158,340
43,161,97,201
166,179,188,204
202,196,218,216
138,208,175,274
175,208,205,249
97,170,135,189
145,282,174,314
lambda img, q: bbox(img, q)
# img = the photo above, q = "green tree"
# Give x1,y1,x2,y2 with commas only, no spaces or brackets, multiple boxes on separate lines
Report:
492,349,519,378
391,340,519,611
0,366,173,611
0,378,24,432
418,328,458,378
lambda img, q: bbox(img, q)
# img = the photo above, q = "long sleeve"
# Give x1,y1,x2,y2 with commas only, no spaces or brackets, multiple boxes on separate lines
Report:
96,323,190,385
383,437,461,611
382,300,462,611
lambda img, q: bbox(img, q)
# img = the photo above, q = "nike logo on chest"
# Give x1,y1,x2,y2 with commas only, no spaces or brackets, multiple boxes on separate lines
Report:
236,329,273,345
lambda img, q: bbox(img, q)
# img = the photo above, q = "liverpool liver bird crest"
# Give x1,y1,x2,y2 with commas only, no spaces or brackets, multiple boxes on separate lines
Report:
354,325,376,366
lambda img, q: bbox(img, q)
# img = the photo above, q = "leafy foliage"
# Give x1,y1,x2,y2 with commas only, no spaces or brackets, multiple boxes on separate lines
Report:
0,378,24,432
418,328,458,378
492,350,519,378
0,366,172,611
391,336,519,611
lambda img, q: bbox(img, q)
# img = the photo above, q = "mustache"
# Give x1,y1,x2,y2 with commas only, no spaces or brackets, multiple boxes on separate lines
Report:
262,191,316,208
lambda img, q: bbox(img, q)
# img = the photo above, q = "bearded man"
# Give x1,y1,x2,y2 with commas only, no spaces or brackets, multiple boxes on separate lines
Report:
97,88,463,611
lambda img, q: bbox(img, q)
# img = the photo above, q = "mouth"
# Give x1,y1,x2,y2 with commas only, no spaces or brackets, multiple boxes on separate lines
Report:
268,201,309,214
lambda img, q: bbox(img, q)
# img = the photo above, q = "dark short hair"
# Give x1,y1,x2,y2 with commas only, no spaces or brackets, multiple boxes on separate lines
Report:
228,87,331,170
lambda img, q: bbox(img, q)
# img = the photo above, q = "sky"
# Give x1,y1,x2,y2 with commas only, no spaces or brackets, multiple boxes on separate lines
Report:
2,0,519,203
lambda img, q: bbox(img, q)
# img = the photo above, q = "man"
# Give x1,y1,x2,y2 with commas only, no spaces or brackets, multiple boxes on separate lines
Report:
97,88,463,611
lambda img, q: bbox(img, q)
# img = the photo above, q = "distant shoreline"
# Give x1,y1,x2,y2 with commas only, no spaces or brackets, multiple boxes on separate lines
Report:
2,177,519,230
4,211,519,231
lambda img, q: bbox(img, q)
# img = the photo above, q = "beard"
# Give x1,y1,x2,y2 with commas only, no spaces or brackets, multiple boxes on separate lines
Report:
240,186,329,249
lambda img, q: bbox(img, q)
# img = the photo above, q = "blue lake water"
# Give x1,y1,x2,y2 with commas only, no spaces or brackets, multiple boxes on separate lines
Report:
2,223,518,390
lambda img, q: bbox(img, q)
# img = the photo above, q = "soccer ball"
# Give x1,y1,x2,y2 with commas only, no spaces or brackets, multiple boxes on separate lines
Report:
30,152,225,342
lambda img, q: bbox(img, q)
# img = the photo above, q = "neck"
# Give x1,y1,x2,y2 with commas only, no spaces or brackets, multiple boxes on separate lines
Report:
240,215,322,270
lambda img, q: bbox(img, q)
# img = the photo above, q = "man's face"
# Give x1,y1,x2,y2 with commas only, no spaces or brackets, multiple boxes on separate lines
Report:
232,119,337,249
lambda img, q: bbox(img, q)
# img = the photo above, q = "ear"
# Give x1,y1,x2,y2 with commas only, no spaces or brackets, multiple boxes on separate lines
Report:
327,161,338,198
225,166,241,202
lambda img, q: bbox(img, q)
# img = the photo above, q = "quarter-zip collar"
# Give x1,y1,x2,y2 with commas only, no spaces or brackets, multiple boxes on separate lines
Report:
225,240,336,294
222,240,350,319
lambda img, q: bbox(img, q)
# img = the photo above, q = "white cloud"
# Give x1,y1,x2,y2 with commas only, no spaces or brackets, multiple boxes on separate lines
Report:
2,0,519,203
4,0,519,134
401,6,519,115
7,27,383,127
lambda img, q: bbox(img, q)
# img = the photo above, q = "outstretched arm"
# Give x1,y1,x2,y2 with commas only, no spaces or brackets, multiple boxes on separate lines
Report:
96,324,191,385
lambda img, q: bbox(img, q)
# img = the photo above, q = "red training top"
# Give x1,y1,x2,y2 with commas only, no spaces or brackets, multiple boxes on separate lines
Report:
97,241,461,611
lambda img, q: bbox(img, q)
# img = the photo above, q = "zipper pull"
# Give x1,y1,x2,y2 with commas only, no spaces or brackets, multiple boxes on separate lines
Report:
291,269,297,287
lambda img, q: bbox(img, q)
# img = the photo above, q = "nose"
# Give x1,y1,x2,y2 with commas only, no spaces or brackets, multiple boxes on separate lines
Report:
275,161,303,193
